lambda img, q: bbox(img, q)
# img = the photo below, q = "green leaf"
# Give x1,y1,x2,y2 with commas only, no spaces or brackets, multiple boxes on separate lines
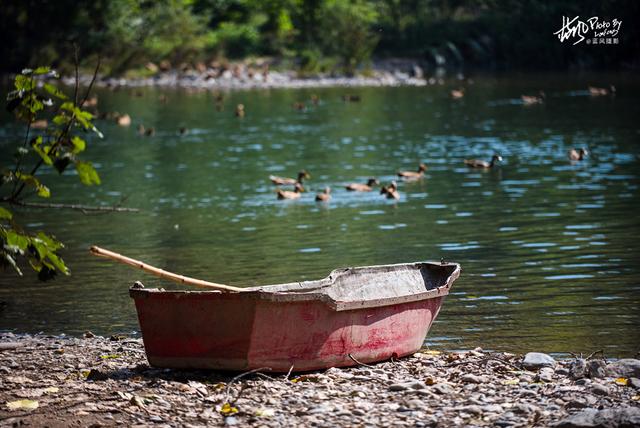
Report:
75,109,94,129
28,242,43,260
77,109,94,121
33,66,51,75
15,75,35,91
31,136,53,165
27,94,44,114
29,236,66,276
37,184,50,198
70,136,86,154
35,231,64,251
14,172,51,198
45,251,68,275
52,114,68,126
0,207,12,220
43,83,67,100
75,161,101,186
5,230,29,251
60,101,74,112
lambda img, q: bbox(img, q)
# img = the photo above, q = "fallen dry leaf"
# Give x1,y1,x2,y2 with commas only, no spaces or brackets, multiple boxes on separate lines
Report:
219,402,238,415
614,378,628,386
130,395,146,408
7,399,39,410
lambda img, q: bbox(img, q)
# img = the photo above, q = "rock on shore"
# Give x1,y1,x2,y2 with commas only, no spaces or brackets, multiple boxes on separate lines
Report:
1,334,638,427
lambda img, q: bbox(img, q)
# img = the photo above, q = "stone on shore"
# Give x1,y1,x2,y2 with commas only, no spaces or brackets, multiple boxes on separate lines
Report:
605,359,640,378
522,352,556,370
554,407,640,428
1,335,639,427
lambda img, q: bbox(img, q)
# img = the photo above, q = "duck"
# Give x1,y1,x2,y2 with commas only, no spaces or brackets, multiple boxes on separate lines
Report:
315,187,331,202
346,178,379,192
116,114,131,126
450,89,464,99
235,104,245,117
269,170,310,186
82,96,98,108
31,119,48,129
293,102,306,111
137,124,145,135
277,183,304,200
464,154,503,168
380,181,400,200
144,127,155,137
521,91,545,105
398,163,427,180
342,94,361,102
568,148,588,161
99,111,120,120
310,94,319,105
179,127,188,136
588,85,615,96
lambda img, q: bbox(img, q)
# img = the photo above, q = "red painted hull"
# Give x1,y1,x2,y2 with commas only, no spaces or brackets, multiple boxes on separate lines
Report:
131,262,460,372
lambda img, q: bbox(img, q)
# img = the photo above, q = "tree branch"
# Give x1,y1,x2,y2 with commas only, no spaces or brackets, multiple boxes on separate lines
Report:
7,200,139,213
12,56,101,201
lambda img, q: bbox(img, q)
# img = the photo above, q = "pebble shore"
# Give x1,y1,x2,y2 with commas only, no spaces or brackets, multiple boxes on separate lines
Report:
1,334,639,427
62,60,435,90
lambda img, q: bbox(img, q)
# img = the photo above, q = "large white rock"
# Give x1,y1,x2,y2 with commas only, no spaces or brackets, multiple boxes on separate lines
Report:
522,352,556,370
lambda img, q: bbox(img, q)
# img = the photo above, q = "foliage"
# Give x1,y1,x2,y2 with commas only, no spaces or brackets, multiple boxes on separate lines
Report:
1,66,103,280
0,1,638,74
102,0,214,73
316,0,379,74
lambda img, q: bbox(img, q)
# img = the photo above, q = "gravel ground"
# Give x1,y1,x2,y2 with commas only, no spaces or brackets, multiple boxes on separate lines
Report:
1,333,639,427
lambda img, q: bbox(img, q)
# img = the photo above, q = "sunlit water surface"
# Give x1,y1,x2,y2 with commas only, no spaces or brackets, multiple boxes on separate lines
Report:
1,72,639,357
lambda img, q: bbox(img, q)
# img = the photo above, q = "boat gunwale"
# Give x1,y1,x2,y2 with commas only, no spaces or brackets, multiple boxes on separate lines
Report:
129,261,461,312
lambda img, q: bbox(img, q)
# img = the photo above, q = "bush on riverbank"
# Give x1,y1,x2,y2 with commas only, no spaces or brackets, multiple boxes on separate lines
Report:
0,0,638,76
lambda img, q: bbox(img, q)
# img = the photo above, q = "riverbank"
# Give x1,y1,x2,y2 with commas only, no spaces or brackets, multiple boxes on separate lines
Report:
1,334,638,427
60,59,435,90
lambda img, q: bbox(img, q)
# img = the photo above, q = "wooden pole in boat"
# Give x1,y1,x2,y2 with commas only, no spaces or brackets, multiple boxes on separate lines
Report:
89,246,244,292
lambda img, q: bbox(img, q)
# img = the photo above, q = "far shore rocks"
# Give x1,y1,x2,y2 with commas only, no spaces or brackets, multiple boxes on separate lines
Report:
59,59,444,90
0,334,638,427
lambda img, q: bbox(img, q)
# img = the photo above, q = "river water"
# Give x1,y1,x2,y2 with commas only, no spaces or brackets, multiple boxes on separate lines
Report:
1,72,638,356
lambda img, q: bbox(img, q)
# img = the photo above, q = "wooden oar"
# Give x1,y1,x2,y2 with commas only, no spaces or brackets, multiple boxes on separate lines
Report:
89,245,243,292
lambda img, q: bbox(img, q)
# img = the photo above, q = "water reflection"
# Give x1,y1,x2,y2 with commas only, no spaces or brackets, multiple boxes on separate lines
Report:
0,73,639,356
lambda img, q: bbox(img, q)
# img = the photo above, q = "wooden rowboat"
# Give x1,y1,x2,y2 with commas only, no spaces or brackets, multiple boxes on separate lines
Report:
128,261,461,372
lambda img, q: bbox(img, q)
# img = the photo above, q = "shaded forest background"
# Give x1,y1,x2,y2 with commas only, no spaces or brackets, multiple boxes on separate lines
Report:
1,0,638,76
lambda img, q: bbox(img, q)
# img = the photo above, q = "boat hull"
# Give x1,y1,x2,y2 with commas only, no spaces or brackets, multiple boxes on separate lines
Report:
130,261,459,372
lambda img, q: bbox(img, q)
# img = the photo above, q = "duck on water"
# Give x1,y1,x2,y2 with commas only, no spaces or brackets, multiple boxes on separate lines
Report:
270,170,311,186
